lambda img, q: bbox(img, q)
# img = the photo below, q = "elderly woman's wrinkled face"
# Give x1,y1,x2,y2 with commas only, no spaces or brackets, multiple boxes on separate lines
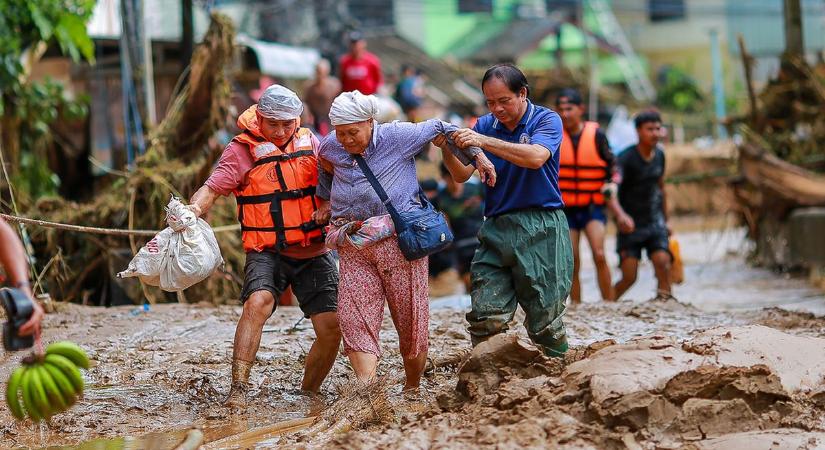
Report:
334,120,373,154
258,113,298,147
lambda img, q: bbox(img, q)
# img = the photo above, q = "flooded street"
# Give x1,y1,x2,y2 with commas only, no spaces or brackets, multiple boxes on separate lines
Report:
2,223,825,449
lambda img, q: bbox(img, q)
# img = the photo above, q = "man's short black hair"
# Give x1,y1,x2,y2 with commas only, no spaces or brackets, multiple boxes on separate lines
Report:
420,178,439,191
634,109,662,129
481,63,530,97
556,88,583,106
348,31,364,43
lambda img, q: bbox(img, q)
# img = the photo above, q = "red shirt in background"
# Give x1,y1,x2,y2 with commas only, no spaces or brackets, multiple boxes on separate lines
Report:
339,51,383,94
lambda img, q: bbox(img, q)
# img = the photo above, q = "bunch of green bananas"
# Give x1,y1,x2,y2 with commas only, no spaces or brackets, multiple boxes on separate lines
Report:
5,341,90,422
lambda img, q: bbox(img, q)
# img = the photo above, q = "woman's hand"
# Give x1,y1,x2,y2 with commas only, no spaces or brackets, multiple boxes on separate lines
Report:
453,128,488,149
474,153,497,187
346,221,364,235
312,200,332,224
431,134,448,150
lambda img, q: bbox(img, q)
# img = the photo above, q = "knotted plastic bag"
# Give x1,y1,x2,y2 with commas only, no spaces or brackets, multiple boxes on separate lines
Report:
118,196,224,292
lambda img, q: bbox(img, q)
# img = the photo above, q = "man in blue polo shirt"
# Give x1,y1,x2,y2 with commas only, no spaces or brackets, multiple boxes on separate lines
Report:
440,63,573,358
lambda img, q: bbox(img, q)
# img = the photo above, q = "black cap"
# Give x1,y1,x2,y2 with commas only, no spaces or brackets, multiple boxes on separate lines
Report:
556,88,583,106
348,31,364,43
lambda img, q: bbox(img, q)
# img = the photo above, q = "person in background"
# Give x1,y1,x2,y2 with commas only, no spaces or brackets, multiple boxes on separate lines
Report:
555,88,627,303
0,218,43,338
432,163,484,292
613,109,673,301
442,64,573,358
303,59,341,136
395,65,425,122
338,31,383,95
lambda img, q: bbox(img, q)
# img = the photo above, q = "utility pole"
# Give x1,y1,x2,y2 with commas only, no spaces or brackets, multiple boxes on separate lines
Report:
181,0,194,71
140,0,156,126
580,1,599,121
783,0,804,59
709,28,727,140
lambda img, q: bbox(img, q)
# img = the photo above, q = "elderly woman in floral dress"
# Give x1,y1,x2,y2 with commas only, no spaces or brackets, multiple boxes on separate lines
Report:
316,91,495,390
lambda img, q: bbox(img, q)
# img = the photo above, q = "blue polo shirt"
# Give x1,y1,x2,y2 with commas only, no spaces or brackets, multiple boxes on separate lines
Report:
473,101,564,217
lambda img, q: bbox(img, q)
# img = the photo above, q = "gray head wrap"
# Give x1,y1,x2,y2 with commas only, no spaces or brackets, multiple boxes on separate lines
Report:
257,84,303,120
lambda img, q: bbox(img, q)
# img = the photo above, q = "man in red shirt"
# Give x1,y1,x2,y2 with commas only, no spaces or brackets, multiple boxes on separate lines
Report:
338,31,383,95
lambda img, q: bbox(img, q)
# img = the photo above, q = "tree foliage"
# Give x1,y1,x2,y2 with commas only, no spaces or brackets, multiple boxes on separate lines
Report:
0,0,96,199
655,65,704,113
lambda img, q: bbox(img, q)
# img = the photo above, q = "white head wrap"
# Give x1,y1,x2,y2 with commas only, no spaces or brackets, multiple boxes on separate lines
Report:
329,91,380,126
257,84,303,120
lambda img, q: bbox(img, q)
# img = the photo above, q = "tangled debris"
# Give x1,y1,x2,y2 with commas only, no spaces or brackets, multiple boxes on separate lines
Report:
27,13,242,306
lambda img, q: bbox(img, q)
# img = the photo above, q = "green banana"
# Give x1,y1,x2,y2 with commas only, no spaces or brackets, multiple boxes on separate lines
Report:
43,362,77,404
44,354,84,395
36,365,67,413
27,366,53,419
5,366,26,420
20,368,43,422
46,341,90,369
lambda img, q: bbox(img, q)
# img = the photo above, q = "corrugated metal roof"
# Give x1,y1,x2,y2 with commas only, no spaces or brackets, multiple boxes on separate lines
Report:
365,34,483,109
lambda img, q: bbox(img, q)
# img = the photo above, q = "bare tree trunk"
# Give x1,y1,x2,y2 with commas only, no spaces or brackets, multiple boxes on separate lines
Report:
0,109,21,179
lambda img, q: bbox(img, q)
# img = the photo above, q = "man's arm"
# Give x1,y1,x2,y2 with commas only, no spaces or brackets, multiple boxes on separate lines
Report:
432,134,497,186
188,185,221,217
0,220,29,291
659,177,670,234
470,136,549,170
189,142,250,217
612,155,635,234
313,135,334,224
452,111,562,169
596,130,620,184
0,219,43,336
596,130,624,217
438,136,474,183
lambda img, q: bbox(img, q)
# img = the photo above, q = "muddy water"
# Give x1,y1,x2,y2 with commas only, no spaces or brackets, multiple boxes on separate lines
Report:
2,225,824,449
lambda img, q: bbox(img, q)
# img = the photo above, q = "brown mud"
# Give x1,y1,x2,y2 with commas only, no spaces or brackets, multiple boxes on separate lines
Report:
3,227,825,449
2,298,824,449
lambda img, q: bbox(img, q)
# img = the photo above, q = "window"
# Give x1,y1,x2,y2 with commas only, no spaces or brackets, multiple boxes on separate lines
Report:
648,0,686,22
546,0,578,13
545,0,578,20
459,0,493,14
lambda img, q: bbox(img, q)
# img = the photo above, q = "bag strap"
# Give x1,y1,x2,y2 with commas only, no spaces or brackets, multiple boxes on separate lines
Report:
352,154,405,229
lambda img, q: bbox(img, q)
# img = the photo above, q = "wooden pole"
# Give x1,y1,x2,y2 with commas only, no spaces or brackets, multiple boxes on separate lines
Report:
783,0,804,59
737,34,758,125
181,0,194,72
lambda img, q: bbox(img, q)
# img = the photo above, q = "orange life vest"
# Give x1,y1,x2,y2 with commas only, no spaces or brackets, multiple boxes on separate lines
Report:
559,121,608,207
232,107,324,253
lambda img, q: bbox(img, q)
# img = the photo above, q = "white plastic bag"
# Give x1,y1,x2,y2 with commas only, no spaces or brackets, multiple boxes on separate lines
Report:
606,105,638,155
118,196,224,292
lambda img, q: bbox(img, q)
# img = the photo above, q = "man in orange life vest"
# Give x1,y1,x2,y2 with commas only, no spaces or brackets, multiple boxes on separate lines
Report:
189,85,340,407
556,89,632,303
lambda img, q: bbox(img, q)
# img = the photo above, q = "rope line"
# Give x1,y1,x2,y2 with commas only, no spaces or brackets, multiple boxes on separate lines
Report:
0,212,239,237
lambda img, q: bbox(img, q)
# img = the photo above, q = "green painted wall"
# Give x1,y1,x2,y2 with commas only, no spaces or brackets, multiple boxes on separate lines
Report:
421,0,519,57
